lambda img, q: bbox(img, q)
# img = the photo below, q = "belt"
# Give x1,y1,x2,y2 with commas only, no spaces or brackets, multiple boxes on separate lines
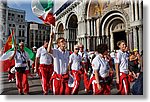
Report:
39,64,53,68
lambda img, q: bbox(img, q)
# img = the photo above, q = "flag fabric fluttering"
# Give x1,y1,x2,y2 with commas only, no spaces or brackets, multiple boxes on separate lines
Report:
3,29,16,53
32,0,55,26
0,47,36,72
0,29,16,72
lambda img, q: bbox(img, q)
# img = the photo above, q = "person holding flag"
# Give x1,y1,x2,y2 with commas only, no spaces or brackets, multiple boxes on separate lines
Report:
9,42,30,95
48,31,71,95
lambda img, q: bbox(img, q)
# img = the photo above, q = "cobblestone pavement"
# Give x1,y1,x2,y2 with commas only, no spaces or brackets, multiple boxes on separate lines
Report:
0,72,134,95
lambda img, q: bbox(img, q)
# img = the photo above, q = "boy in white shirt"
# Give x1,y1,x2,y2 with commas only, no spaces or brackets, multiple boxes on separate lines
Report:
68,45,82,94
115,40,130,95
35,39,53,95
47,32,71,95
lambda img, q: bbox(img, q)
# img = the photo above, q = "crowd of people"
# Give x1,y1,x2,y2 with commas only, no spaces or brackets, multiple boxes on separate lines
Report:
0,32,143,95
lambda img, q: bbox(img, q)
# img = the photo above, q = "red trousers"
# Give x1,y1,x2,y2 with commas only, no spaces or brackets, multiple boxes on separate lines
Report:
8,73,15,80
71,70,81,94
81,62,89,91
51,72,71,95
15,70,29,94
84,74,111,95
39,64,53,94
118,72,130,95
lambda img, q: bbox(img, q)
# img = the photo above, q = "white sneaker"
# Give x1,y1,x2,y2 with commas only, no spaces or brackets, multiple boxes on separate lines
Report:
8,80,11,82
11,78,14,82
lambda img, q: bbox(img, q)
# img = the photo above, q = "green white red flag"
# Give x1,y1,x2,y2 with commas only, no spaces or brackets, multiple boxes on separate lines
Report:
32,0,55,26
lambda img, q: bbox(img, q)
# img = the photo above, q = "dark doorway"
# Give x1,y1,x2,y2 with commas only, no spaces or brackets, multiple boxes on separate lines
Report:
113,31,126,50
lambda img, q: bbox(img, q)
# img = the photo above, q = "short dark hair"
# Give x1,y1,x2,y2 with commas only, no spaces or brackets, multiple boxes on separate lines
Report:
56,37,65,44
117,40,126,47
96,44,108,54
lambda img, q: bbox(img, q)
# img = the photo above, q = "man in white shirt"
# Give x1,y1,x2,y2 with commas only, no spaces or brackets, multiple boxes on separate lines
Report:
90,44,110,95
68,45,82,94
34,39,53,95
47,32,71,95
115,40,130,95
9,42,30,95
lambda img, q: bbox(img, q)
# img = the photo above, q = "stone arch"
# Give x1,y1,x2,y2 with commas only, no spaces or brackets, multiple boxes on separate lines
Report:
56,22,64,38
65,12,78,51
86,0,101,19
100,9,129,36
99,9,129,50
65,12,78,29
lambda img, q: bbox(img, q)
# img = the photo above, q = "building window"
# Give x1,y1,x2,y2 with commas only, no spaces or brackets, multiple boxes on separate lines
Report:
9,24,11,27
18,15,20,17
19,30,21,37
8,13,11,16
13,24,15,27
19,25,21,28
22,30,24,37
21,15,23,18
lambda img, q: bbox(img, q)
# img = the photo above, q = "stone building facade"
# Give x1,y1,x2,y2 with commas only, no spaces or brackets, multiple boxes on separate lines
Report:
0,0,28,46
27,22,50,48
54,0,143,52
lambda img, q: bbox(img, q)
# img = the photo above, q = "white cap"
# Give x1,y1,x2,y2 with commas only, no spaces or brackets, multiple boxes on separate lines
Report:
33,46,37,49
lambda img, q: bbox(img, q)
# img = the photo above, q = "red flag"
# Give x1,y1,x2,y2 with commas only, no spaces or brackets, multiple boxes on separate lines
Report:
39,13,55,26
3,30,15,53
0,29,15,72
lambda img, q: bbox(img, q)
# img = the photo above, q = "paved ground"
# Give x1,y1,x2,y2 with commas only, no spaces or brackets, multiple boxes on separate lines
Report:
0,72,129,95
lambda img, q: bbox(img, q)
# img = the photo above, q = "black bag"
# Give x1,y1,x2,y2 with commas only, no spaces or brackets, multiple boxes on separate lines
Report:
15,67,26,73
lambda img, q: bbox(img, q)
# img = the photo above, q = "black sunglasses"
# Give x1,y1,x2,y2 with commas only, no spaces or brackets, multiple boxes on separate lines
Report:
75,48,79,50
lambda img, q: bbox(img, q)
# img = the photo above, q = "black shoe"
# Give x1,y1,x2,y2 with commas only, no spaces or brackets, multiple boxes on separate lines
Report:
19,93,24,95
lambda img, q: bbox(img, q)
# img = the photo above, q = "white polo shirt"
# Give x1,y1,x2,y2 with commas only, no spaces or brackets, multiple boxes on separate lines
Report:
92,55,110,78
78,51,88,62
69,53,82,71
36,46,52,65
115,50,128,74
14,50,29,67
52,48,70,74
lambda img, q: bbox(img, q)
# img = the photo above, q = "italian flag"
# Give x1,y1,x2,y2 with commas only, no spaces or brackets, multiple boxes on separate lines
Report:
0,29,16,72
0,30,36,72
32,0,55,26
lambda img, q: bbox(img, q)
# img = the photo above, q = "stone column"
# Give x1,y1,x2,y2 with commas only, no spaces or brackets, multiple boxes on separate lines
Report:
133,26,138,49
110,33,114,51
87,19,90,36
130,0,134,21
134,0,139,21
87,37,90,51
93,19,96,36
91,20,93,36
138,25,143,52
138,0,142,20
129,29,134,51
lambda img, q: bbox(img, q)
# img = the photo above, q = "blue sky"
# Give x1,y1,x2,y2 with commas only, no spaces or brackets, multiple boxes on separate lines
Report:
7,0,67,23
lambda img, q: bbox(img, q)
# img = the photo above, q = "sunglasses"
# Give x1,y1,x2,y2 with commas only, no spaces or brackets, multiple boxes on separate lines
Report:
75,48,79,50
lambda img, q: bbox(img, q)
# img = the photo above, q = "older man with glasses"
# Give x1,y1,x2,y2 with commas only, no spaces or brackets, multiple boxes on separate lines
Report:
9,42,30,95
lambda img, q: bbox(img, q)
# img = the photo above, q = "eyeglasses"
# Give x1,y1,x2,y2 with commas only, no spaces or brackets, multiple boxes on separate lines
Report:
75,48,79,50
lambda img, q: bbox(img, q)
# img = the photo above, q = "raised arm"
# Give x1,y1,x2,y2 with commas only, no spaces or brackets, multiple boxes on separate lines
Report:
47,31,54,54
9,47,17,60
